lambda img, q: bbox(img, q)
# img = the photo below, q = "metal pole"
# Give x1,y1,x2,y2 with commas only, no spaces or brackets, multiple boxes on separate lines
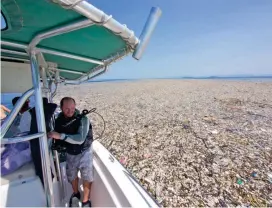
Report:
64,48,130,85
1,41,104,65
1,48,28,56
65,67,106,85
29,19,94,50
56,0,139,47
37,48,104,65
1,41,26,49
30,51,55,207
53,150,64,201
1,56,30,62
51,70,59,101
0,88,34,138
41,67,51,100
2,132,45,144
132,7,162,60
49,67,86,75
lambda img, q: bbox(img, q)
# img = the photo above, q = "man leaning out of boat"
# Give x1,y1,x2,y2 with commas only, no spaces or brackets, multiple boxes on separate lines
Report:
48,97,94,207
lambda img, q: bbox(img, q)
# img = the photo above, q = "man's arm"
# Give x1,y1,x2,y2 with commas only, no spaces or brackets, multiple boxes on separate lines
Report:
1,105,11,113
59,116,90,145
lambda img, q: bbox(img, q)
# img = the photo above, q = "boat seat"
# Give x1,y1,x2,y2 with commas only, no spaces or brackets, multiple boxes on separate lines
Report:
1,161,36,185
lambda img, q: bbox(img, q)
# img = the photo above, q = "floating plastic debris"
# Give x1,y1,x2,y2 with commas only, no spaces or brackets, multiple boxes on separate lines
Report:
268,172,272,183
54,79,272,207
211,130,218,134
144,153,152,158
251,171,257,177
237,178,243,185
120,156,127,165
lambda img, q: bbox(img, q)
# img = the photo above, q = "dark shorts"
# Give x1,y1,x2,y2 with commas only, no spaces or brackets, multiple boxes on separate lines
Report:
66,147,94,183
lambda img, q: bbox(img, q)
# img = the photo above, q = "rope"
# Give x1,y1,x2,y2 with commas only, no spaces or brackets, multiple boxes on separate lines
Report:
90,111,106,141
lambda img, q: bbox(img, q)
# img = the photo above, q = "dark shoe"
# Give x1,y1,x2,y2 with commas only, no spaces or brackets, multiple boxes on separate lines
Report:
69,192,81,207
82,200,92,207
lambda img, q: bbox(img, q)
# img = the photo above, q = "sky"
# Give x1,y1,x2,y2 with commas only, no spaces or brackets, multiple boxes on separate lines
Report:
1,14,6,29
90,0,272,79
1,0,272,79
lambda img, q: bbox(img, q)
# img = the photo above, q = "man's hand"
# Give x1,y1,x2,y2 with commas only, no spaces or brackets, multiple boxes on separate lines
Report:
47,131,61,140
1,105,11,119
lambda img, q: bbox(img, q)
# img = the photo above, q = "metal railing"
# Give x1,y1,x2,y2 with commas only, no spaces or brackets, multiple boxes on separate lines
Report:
1,132,45,144
30,51,55,206
1,88,35,139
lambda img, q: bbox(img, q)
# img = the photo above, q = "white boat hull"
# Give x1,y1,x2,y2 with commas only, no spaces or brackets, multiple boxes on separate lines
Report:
1,140,159,207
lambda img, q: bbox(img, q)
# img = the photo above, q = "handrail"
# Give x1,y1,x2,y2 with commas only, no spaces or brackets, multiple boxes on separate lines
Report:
53,150,64,201
0,88,35,139
30,51,55,207
1,132,45,144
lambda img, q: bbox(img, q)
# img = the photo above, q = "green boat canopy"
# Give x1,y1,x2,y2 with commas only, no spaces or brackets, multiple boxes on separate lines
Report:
1,0,140,81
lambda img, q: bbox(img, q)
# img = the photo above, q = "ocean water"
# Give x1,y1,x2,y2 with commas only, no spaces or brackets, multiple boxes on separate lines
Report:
186,77,272,82
1,93,35,110
90,77,272,83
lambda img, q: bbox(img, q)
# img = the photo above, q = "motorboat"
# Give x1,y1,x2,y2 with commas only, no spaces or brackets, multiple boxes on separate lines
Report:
0,0,161,207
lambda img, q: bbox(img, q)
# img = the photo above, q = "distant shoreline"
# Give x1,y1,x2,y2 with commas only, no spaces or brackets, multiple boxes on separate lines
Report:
90,76,272,83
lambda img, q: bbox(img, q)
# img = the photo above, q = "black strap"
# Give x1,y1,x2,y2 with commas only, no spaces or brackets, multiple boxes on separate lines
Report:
62,108,96,127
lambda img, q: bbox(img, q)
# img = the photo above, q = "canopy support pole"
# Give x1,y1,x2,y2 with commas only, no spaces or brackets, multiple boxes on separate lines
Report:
64,47,131,84
41,67,51,101
50,67,86,75
65,66,106,84
1,48,29,57
30,51,55,207
50,70,59,101
37,53,51,101
29,19,95,50
28,18,103,65
1,40,104,65
55,0,139,47
1,56,30,63
38,48,104,65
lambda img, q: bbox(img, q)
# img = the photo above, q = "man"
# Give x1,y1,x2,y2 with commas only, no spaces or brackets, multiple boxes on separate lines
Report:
4,97,31,137
1,97,32,176
48,97,93,207
11,97,32,133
